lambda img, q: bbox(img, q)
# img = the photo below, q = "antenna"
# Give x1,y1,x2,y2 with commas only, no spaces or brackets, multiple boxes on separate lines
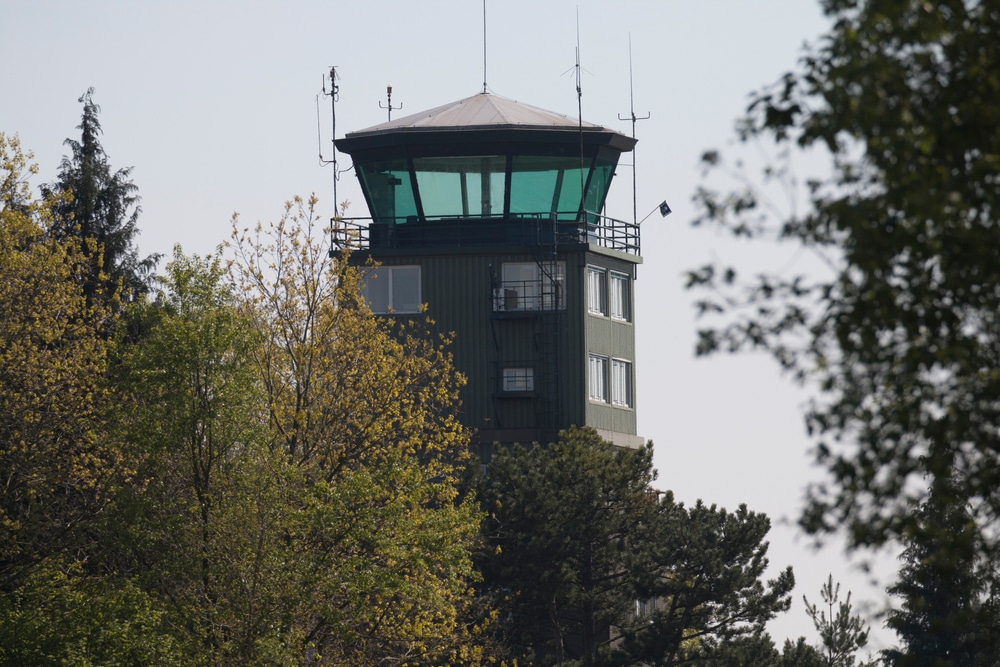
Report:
318,66,340,212
379,85,402,121
482,0,488,93
575,10,585,214
319,67,343,257
617,35,650,226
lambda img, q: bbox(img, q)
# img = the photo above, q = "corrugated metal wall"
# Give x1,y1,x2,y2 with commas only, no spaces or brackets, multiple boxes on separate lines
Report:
362,244,638,444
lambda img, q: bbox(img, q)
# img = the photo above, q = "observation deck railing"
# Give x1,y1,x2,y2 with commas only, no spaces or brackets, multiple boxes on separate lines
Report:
330,211,640,256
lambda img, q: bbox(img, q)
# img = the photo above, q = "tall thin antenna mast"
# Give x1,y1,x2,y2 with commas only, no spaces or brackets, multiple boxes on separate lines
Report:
482,0,488,93
319,67,342,257
575,10,585,213
318,66,340,216
617,35,650,226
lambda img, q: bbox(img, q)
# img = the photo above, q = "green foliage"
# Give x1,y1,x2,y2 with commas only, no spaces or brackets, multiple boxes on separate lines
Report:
479,427,658,665
803,575,873,667
0,559,184,666
0,133,122,590
882,480,999,667
617,496,795,666
780,638,825,667
687,0,1000,556
479,427,794,666
1,162,486,662
227,198,486,665
43,88,159,306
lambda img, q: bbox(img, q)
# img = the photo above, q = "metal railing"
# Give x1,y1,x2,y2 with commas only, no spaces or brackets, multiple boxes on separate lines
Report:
331,211,640,255
490,279,565,313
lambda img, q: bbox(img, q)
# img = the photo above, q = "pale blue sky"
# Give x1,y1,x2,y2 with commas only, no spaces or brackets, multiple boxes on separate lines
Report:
1,0,894,652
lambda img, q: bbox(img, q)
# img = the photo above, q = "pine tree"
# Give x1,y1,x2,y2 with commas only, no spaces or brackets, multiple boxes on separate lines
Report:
803,575,874,667
43,88,159,307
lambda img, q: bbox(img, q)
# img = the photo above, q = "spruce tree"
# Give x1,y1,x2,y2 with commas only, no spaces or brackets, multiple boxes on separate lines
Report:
43,88,159,307
882,479,992,667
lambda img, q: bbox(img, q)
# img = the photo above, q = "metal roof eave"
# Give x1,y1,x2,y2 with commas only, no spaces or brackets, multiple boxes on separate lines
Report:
338,125,636,155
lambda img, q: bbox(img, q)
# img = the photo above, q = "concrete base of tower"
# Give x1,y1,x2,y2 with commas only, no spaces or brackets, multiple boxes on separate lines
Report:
594,429,646,450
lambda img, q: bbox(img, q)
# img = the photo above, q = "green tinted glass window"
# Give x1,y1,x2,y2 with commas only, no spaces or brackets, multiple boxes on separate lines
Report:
510,155,589,221
357,160,417,223
585,157,615,214
413,156,505,219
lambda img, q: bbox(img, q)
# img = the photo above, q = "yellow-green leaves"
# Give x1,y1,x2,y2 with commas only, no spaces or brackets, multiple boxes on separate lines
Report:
0,133,117,585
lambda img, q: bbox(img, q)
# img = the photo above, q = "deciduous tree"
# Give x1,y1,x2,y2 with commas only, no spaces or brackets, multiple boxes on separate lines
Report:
687,0,1000,558
228,196,486,665
0,133,121,590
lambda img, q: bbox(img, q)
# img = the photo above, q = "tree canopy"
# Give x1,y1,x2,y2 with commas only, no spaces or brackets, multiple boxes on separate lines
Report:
0,133,120,591
478,427,794,666
688,0,1000,557
0,154,488,663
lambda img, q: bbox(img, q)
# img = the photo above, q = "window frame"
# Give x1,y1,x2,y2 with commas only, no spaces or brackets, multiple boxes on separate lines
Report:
498,261,566,312
589,353,609,403
501,366,535,393
611,357,634,408
360,265,422,314
610,271,631,322
587,265,608,316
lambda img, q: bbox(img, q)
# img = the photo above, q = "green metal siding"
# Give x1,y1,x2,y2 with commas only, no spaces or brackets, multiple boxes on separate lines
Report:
582,251,638,435
355,243,638,446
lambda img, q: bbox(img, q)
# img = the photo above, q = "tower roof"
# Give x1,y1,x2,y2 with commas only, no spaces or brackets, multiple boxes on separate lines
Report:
339,92,635,152
348,92,605,135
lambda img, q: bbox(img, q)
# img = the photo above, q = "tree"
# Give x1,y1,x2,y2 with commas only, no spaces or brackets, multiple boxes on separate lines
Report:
228,196,487,665
43,88,159,307
687,1,1000,556
478,427,794,666
617,495,795,666
478,427,659,665
882,479,997,667
111,247,276,661
802,575,874,667
0,133,122,590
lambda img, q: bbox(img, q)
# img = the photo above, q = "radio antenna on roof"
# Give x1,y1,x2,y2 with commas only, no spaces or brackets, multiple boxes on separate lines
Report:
482,0,488,93
617,35,650,226
318,66,341,213
319,66,343,257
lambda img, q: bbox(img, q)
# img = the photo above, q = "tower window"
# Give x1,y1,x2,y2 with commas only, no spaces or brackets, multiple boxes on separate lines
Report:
501,367,535,393
497,262,565,311
360,265,422,314
587,266,608,316
610,271,631,322
612,358,633,408
589,354,609,403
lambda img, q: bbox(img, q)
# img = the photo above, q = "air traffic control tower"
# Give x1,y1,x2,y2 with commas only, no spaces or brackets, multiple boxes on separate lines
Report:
335,91,644,454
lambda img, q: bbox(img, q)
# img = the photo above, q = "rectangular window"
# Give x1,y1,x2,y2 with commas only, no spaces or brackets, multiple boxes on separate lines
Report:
502,367,534,392
612,358,633,408
588,266,608,316
498,262,565,311
610,271,631,322
360,265,421,314
589,354,609,402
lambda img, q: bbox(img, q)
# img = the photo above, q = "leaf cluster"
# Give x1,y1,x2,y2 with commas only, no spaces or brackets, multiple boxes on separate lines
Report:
687,0,1000,557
